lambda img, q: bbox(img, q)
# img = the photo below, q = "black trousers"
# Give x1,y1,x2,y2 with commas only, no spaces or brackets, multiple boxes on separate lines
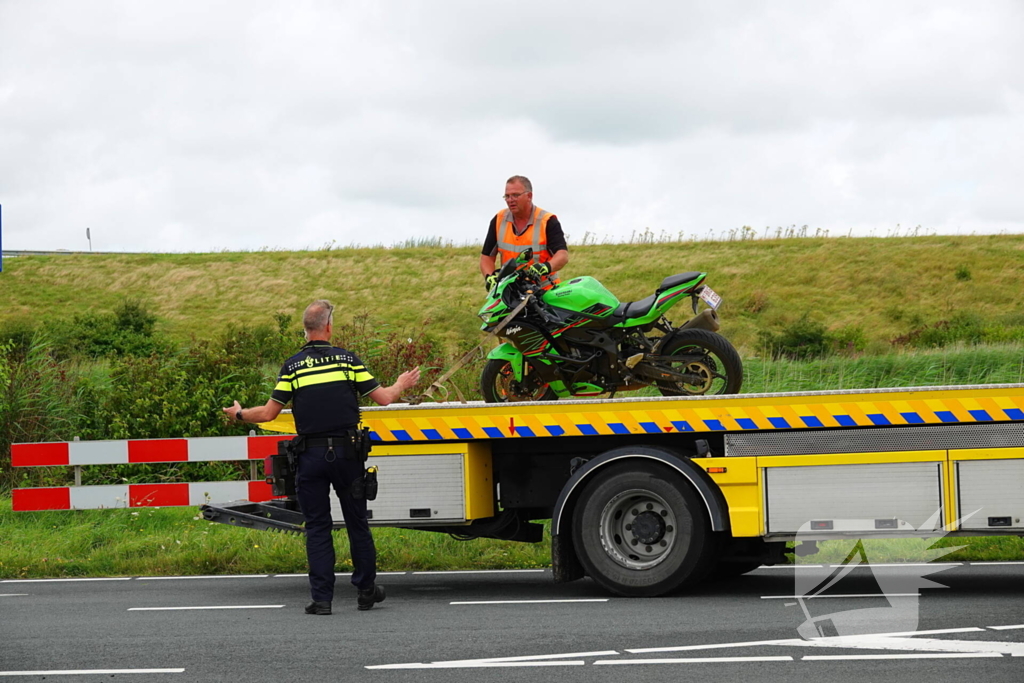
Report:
295,443,376,602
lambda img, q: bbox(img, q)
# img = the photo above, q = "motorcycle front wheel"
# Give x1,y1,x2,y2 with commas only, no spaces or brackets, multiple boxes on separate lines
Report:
655,329,743,396
480,359,558,403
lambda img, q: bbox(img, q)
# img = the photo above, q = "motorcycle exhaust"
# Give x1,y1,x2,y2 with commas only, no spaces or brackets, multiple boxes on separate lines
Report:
680,308,720,332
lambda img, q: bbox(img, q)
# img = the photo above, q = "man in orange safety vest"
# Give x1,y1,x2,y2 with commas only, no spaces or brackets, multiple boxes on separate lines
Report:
479,175,569,291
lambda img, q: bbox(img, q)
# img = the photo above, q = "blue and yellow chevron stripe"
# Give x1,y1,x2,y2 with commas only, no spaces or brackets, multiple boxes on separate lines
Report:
258,386,1024,443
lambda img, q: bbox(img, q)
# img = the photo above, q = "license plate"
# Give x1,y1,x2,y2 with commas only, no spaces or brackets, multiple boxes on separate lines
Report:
699,285,722,310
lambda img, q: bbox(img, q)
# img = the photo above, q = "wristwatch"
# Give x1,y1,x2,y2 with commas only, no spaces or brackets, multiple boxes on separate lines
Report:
236,409,243,421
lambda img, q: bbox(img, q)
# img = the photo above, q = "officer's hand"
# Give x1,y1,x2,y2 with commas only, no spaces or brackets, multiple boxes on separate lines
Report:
398,367,421,390
526,262,551,280
484,272,498,291
222,400,242,421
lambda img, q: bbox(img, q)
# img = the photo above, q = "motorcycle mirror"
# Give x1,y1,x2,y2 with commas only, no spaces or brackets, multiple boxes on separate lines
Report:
518,248,533,263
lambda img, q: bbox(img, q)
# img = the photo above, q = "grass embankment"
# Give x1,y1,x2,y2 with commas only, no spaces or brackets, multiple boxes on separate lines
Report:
3,233,1024,354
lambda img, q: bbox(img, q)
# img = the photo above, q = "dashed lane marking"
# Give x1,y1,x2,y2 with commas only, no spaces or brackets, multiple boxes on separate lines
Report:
0,669,184,677
451,599,609,605
136,575,267,580
128,605,284,611
414,569,546,574
0,577,131,583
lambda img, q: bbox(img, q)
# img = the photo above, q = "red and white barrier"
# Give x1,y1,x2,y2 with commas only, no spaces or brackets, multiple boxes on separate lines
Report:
11,435,293,511
13,480,275,511
12,435,291,467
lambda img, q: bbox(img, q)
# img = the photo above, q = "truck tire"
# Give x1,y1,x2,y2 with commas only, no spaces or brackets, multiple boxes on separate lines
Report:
571,461,716,596
480,359,557,403
655,329,743,396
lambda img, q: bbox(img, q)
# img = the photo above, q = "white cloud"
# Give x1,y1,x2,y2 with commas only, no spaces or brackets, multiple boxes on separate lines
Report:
0,0,1021,253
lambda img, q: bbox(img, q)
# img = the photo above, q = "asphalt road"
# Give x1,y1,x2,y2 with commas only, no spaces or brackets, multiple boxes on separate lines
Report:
1,563,1022,682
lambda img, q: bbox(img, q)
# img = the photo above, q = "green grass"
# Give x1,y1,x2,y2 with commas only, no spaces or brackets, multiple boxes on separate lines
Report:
0,498,551,579
4,234,1024,355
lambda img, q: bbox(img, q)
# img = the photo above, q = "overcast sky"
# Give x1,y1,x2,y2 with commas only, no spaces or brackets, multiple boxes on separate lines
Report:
1,0,1022,253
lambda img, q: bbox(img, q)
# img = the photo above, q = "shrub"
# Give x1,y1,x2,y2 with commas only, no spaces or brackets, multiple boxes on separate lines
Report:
335,313,447,400
758,315,830,360
758,316,866,360
54,298,169,359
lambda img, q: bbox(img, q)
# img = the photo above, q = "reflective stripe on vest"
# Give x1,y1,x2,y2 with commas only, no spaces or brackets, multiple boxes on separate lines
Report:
494,207,560,287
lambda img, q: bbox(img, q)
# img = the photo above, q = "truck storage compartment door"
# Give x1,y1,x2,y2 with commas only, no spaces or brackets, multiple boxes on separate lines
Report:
763,456,944,536
332,442,493,526
955,450,1024,531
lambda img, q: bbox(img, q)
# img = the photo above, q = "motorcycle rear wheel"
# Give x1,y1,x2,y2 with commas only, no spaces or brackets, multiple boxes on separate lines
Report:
654,329,743,396
480,359,558,403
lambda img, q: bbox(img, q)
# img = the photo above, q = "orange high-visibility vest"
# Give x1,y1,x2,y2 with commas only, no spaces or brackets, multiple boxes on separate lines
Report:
494,206,560,288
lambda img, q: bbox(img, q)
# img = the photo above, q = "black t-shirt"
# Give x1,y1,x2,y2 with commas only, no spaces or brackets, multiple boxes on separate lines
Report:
270,341,380,436
481,214,568,258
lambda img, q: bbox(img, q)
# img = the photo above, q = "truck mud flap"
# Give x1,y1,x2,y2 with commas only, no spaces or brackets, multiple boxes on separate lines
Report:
200,500,307,535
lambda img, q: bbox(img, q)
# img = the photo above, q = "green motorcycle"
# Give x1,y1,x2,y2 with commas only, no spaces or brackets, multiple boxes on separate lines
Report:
478,249,743,402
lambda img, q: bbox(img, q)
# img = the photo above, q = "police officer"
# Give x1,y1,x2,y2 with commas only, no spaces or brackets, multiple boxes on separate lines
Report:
480,175,569,291
224,299,420,615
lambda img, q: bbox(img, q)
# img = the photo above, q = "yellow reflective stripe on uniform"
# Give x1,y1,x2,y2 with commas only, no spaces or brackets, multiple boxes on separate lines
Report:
293,371,352,389
274,380,292,393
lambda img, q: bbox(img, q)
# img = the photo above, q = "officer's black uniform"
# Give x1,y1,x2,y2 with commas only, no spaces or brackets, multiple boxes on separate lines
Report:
270,340,379,604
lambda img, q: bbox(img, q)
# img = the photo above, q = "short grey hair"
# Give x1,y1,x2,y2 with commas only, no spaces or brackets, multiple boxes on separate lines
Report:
506,175,532,192
303,299,334,332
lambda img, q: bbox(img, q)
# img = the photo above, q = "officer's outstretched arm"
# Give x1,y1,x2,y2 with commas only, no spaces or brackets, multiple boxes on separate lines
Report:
223,399,285,424
368,367,421,406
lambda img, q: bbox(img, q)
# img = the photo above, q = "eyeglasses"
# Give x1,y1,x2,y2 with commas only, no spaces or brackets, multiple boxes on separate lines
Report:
502,192,528,201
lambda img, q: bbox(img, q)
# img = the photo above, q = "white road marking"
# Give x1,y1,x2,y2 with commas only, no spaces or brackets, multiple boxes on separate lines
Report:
128,605,284,611
136,575,267,580
413,569,545,574
758,565,823,569
0,669,184,676
595,656,794,665
369,661,585,669
451,599,609,605
629,639,809,654
969,561,1024,565
430,651,619,664
782,634,1024,656
988,624,1024,631
762,593,920,600
803,653,1001,661
830,563,962,568
0,594,29,598
371,623,1024,669
0,577,131,583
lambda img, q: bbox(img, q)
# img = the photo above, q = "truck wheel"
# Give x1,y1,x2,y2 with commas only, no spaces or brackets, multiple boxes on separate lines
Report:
571,461,715,596
655,329,743,396
480,359,557,403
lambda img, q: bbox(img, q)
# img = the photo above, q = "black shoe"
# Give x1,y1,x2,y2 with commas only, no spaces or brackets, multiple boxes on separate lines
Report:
357,585,385,611
304,600,332,615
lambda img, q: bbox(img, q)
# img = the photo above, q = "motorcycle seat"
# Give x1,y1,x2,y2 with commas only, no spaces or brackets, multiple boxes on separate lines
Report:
613,293,657,320
613,272,702,320
658,271,702,292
